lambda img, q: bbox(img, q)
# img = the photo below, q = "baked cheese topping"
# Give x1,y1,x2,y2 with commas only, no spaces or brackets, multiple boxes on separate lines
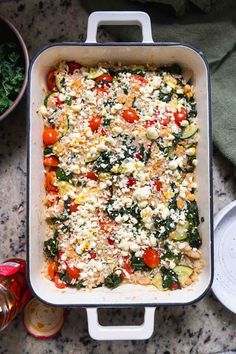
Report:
40,61,204,291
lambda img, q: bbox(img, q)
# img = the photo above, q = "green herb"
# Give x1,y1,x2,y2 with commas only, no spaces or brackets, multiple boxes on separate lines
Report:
76,281,84,289
0,42,24,114
188,97,197,118
44,230,59,259
66,97,72,105
59,273,71,284
105,199,119,220
161,244,182,264
189,228,202,249
56,168,73,182
131,254,149,271
103,118,111,126
161,267,179,289
50,213,69,224
139,144,151,163
104,273,122,289
160,64,182,75
94,151,119,173
60,77,66,88
158,90,173,103
154,216,176,240
44,147,53,155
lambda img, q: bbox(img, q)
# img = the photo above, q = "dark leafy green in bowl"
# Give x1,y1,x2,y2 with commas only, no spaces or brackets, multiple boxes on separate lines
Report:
0,42,25,114
0,16,28,120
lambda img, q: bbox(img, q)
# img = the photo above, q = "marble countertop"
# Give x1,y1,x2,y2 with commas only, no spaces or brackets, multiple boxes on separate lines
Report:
1,1,236,353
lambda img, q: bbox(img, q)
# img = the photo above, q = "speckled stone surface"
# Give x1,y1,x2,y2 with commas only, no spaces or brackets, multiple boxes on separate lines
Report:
1,1,236,353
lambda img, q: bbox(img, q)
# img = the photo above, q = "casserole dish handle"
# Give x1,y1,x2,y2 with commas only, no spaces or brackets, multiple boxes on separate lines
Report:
86,11,154,43
86,307,156,340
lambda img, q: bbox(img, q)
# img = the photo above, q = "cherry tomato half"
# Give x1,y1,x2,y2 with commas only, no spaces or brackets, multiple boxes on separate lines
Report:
155,179,163,191
44,155,59,168
67,61,82,74
143,248,160,269
127,177,136,187
89,251,97,259
145,120,156,128
48,260,58,280
95,74,113,86
171,282,179,290
86,171,97,180
89,115,102,132
67,266,80,280
47,69,56,91
131,74,147,85
43,127,58,146
122,108,140,123
69,202,79,213
107,236,115,245
123,256,133,275
45,171,58,192
174,108,187,126
54,274,68,289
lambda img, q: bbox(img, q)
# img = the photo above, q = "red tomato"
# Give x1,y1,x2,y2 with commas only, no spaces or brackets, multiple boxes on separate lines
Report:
43,127,58,146
86,171,97,180
56,96,65,105
123,256,133,275
160,116,171,126
155,110,171,126
101,128,107,136
174,108,187,126
122,108,140,123
107,236,115,245
145,120,156,128
45,171,58,192
171,282,179,290
67,266,80,280
67,61,82,74
155,179,163,191
44,155,59,167
127,177,136,187
131,74,147,84
89,115,102,132
69,202,79,213
58,250,64,261
92,86,107,94
54,274,67,289
95,74,113,86
89,251,97,259
47,69,56,91
48,260,58,280
135,152,142,160
143,248,160,268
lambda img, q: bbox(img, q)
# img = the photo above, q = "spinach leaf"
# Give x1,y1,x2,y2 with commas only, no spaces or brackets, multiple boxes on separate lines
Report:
161,267,179,289
189,228,202,249
158,90,172,103
161,244,182,263
160,64,182,75
103,118,111,126
131,254,149,271
154,217,176,240
0,42,24,114
139,144,151,163
104,273,122,289
56,168,73,182
94,151,119,173
44,147,53,155
44,230,59,259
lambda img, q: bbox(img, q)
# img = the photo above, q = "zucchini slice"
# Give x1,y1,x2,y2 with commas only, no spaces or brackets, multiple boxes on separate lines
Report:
44,93,53,107
87,68,106,79
57,181,76,198
173,265,193,286
55,114,69,139
169,221,189,241
181,124,198,139
152,273,164,291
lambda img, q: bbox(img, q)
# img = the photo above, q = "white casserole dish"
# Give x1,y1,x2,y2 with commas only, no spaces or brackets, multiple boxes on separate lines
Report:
27,11,213,340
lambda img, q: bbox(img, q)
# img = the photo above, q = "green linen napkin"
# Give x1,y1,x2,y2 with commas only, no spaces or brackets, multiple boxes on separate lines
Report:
82,0,236,165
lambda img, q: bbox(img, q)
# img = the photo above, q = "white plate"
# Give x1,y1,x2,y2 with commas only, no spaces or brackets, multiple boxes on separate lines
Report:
212,200,236,313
